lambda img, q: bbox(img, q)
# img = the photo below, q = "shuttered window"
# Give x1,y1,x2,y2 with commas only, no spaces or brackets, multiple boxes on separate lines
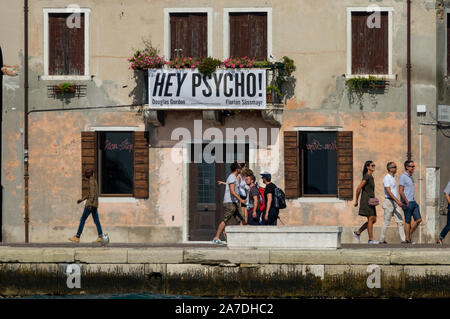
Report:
351,12,388,75
284,131,353,200
170,13,207,60
229,13,267,61
49,13,85,75
81,131,149,199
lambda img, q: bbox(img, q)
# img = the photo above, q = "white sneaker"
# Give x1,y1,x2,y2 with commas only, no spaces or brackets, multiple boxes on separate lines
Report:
368,240,379,244
353,231,360,244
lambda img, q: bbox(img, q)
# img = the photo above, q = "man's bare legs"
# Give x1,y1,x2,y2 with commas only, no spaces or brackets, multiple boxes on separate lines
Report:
213,221,226,240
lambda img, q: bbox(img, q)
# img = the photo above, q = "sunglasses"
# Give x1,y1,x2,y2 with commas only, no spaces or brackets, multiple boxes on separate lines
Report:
408,165,416,168
370,164,376,167
389,166,397,169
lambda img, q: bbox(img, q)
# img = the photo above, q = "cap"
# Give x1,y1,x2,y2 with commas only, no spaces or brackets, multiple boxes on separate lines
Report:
260,171,271,179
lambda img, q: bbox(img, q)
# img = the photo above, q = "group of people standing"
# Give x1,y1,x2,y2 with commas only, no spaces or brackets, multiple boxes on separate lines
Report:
212,162,279,244
354,160,450,244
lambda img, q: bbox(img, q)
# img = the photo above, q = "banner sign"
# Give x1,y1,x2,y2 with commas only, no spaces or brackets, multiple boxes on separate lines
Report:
148,69,266,109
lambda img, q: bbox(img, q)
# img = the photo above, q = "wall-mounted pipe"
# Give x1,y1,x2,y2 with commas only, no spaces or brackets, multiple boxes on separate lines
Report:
24,0,29,243
407,0,412,161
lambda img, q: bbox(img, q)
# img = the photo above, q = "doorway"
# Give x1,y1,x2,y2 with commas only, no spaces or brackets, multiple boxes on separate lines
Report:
188,142,249,241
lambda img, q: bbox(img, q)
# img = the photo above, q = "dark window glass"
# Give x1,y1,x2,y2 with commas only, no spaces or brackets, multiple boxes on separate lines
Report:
99,132,134,195
302,132,337,195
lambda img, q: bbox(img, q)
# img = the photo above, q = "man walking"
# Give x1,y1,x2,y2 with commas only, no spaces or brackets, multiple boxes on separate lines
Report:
399,160,422,243
380,162,406,244
69,168,103,243
261,171,279,226
212,162,246,244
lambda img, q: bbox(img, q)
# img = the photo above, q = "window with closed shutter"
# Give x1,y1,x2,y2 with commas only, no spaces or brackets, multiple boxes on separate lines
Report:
49,13,85,75
351,12,388,75
170,13,207,60
229,13,267,61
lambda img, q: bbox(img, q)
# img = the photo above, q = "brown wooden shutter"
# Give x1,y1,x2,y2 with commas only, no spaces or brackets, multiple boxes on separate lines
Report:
170,13,207,60
49,14,67,75
284,131,300,199
81,132,97,198
351,12,388,74
230,13,267,60
249,13,267,61
337,131,353,200
134,132,149,199
67,13,85,75
49,13,84,75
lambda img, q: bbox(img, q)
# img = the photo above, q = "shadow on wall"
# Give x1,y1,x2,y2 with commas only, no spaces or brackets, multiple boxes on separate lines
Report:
129,70,148,106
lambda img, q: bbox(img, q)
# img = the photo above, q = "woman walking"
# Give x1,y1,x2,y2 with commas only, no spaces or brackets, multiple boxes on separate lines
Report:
353,161,379,244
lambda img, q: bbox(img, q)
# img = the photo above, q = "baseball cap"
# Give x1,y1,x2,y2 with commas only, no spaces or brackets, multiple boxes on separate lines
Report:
260,171,271,179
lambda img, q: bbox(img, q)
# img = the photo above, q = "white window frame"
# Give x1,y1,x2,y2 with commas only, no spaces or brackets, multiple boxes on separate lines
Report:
223,8,273,61
346,7,395,79
42,8,91,81
164,8,213,60
292,126,345,203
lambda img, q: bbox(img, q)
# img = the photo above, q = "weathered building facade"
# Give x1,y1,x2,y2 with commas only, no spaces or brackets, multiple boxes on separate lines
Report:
1,0,449,244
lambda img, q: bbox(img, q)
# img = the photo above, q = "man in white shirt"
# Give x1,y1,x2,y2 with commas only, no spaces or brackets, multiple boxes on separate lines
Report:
380,162,406,243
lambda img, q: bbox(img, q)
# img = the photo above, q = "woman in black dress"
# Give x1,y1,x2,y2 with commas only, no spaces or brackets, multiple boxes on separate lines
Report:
353,161,379,244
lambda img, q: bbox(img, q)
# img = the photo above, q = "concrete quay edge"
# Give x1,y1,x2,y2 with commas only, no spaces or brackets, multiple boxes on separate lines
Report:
0,247,449,265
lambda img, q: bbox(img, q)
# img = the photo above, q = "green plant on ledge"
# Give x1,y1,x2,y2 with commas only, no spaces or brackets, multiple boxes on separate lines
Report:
55,82,76,94
346,76,387,94
198,57,222,76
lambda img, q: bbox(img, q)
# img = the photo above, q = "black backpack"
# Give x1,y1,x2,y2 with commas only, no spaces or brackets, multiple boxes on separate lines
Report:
273,187,287,209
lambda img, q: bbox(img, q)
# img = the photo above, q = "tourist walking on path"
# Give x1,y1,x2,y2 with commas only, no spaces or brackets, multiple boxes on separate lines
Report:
237,163,250,224
399,160,422,243
69,168,103,243
353,161,379,244
212,162,246,244
261,172,279,225
437,180,450,244
379,162,406,244
246,174,261,225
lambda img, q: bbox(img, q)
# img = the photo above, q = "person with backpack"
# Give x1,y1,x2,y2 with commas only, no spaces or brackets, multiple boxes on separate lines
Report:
260,171,280,225
245,174,262,225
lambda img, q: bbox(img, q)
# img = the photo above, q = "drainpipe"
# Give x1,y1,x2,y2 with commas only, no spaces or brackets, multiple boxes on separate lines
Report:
407,0,412,161
24,0,29,243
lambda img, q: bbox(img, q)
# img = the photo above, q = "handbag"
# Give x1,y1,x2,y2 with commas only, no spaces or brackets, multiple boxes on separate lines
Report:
368,198,380,206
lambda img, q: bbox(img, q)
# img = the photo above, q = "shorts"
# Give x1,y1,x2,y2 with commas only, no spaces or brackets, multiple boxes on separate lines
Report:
240,195,247,207
223,202,244,224
403,201,421,224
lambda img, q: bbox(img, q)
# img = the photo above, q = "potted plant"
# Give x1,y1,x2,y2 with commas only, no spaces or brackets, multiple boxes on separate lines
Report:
221,56,255,69
55,82,76,94
128,44,166,70
167,57,200,69
198,57,222,76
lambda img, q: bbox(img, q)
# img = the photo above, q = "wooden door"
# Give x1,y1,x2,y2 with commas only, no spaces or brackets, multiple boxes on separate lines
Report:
188,143,249,241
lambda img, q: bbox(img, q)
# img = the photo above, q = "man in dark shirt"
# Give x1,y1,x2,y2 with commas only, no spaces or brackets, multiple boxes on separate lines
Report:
261,172,279,225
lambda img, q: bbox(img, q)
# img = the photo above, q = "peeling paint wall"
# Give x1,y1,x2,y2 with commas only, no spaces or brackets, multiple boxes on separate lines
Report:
0,0,447,243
